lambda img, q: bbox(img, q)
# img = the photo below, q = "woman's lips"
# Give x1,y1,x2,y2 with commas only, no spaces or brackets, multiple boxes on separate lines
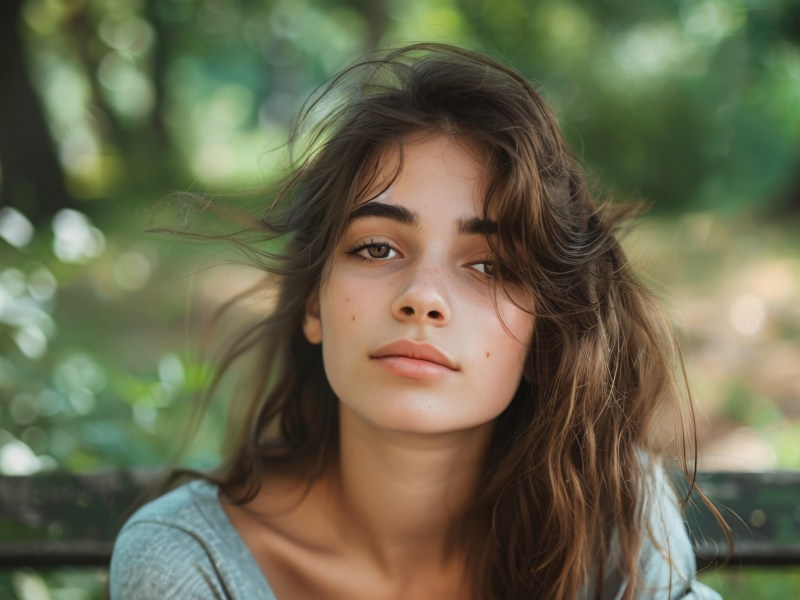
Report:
370,340,459,380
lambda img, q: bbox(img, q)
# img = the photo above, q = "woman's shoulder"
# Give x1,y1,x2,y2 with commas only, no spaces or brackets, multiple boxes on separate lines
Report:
114,479,222,543
109,479,276,599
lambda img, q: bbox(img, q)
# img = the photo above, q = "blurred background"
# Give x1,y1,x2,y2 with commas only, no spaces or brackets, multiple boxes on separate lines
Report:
1,0,799,597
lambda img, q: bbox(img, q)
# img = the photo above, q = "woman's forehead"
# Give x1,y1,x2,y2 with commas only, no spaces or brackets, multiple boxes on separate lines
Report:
353,132,491,210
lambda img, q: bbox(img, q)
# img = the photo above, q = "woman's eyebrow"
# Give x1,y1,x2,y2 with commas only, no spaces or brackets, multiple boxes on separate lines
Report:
348,201,497,235
458,216,498,235
348,202,419,227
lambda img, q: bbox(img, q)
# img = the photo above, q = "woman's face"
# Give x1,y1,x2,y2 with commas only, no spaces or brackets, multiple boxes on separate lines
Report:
303,134,535,435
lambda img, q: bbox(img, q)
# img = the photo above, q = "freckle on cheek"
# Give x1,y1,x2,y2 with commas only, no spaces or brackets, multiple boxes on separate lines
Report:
352,315,356,321
486,351,490,358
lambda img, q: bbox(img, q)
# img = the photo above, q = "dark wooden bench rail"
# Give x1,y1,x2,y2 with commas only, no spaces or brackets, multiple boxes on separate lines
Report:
0,471,155,568
1,470,799,568
678,470,800,567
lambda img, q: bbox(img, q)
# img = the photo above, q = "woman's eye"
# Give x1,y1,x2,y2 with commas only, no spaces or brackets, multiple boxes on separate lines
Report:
348,240,399,261
470,261,496,277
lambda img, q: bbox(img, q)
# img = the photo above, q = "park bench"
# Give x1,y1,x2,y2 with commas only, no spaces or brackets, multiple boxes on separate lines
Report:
1,470,799,568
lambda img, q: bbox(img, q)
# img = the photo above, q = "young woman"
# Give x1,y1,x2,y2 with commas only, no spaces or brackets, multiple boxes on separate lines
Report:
110,44,725,599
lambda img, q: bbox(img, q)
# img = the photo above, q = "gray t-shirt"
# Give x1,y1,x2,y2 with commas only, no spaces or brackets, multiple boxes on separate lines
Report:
109,475,722,599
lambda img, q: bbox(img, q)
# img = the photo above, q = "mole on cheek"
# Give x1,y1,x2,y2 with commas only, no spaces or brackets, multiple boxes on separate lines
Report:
352,315,356,321
485,351,490,358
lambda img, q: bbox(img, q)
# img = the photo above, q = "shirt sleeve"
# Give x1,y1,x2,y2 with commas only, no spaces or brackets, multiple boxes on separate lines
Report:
632,465,723,600
109,520,230,599
593,462,724,600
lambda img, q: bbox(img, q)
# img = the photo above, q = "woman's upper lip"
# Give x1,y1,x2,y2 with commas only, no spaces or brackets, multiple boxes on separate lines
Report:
370,340,460,371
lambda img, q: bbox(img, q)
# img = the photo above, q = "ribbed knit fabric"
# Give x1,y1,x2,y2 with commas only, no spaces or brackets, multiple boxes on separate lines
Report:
110,480,275,599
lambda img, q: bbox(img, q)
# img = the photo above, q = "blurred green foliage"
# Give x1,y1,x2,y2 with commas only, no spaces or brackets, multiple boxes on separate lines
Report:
699,567,800,599
4,0,800,219
0,568,106,600
1,0,799,597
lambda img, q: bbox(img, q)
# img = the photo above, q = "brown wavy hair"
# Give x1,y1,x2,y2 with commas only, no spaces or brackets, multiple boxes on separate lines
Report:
169,43,724,598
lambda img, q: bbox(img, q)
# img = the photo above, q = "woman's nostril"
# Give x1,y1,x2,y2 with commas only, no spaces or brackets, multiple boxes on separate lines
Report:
401,306,415,316
428,310,442,320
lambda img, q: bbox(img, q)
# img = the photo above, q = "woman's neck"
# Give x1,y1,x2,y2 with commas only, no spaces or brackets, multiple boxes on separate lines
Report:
328,404,493,575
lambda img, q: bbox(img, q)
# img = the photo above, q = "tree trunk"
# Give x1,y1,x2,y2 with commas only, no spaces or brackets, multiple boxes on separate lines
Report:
0,0,74,225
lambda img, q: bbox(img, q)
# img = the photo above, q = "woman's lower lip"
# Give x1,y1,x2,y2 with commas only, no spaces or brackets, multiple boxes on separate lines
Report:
371,356,455,380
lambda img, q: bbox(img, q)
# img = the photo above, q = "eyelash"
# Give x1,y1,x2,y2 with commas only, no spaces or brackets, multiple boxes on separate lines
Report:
346,239,497,278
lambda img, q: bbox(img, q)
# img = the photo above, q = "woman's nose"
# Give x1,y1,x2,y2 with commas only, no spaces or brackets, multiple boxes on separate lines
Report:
390,265,451,325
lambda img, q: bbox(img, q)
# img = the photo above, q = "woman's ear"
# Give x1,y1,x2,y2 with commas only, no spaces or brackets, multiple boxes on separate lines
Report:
303,293,322,344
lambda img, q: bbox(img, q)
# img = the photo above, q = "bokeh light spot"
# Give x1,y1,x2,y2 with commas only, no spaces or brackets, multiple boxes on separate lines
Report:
113,250,153,291
0,207,35,248
55,353,108,395
14,325,48,359
10,393,38,426
27,267,58,302
0,438,42,475
158,353,185,387
52,209,106,263
729,293,766,335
